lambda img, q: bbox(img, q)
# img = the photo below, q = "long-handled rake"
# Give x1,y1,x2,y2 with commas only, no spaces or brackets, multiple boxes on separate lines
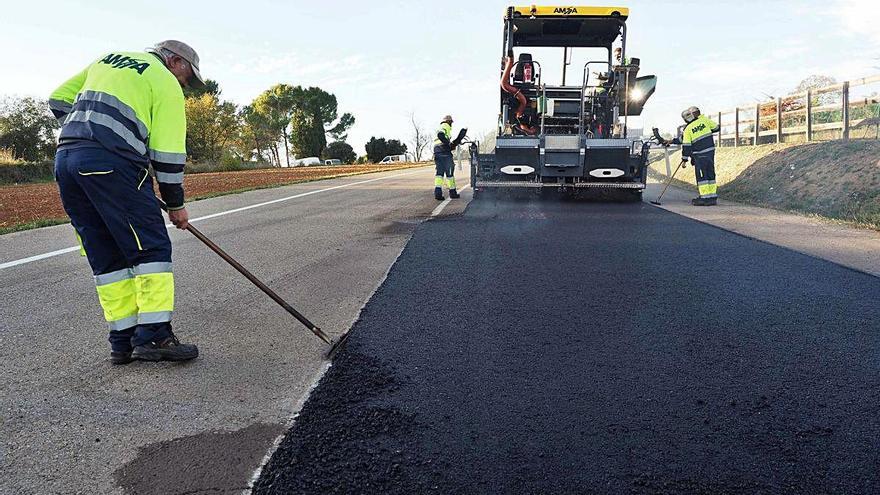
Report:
159,200,348,359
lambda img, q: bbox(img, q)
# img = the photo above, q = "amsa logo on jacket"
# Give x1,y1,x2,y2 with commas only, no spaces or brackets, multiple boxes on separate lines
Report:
99,54,151,75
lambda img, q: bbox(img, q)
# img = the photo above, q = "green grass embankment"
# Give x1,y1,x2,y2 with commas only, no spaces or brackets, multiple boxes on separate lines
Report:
648,140,880,229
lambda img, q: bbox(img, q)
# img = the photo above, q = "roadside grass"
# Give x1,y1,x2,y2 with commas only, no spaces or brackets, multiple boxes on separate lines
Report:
648,140,880,231
0,163,428,235
0,217,70,235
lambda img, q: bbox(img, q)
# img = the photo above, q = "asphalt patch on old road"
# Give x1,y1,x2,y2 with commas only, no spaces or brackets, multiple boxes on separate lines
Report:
254,197,880,494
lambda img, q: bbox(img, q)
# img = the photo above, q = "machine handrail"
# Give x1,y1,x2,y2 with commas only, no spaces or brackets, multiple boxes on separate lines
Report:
579,61,612,134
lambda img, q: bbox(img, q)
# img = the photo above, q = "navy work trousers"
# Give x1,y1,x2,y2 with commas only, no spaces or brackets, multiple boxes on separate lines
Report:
693,152,718,199
434,152,456,191
55,146,174,351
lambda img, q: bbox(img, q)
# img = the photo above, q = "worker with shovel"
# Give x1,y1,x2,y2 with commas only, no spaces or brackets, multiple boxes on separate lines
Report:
670,106,720,206
49,41,203,364
433,115,464,200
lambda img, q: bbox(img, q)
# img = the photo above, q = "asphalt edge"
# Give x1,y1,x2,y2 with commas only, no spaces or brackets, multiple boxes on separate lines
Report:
242,188,473,492
646,199,880,280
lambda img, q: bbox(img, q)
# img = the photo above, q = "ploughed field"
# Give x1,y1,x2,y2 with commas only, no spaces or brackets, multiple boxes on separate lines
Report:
0,163,421,231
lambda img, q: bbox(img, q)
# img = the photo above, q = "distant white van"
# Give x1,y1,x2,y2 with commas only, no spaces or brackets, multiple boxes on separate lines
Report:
291,157,321,167
324,159,342,166
379,154,412,164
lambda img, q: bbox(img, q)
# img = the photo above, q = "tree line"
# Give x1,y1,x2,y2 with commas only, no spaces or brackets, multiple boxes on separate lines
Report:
0,80,423,167
183,80,356,166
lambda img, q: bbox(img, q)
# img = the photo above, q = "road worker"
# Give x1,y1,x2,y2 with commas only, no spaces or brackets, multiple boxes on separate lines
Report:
671,106,720,206
433,115,459,200
49,40,203,364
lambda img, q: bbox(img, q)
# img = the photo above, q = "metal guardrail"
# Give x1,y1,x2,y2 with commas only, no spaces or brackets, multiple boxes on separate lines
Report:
711,74,880,146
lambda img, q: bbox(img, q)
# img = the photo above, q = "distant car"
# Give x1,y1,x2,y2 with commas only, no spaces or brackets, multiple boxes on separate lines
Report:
291,157,321,167
324,159,342,166
379,154,410,164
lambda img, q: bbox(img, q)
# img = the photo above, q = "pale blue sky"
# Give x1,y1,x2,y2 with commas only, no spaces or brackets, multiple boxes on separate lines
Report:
2,0,878,153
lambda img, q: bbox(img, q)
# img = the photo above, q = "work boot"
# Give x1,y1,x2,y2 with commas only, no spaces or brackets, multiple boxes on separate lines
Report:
108,328,135,365
692,197,708,206
704,197,718,206
131,331,199,362
434,187,445,201
449,189,460,199
111,351,134,365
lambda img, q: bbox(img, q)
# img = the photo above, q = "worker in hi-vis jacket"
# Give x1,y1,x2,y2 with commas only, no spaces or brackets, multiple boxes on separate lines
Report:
49,41,203,364
670,106,720,206
433,115,461,201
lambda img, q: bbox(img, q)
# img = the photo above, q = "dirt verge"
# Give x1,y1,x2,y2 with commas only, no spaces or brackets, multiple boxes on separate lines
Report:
0,163,424,234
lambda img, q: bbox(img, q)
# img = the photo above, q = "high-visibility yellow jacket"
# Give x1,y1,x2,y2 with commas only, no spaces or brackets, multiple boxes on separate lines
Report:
680,114,719,158
433,122,453,154
49,51,187,209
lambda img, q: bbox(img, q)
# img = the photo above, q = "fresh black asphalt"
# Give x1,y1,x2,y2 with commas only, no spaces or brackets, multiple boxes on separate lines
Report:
253,196,880,494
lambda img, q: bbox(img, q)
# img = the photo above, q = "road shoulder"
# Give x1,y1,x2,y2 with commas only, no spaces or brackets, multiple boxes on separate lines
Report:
644,181,880,277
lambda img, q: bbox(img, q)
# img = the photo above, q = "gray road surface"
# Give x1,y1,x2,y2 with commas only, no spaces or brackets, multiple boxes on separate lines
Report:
0,165,470,495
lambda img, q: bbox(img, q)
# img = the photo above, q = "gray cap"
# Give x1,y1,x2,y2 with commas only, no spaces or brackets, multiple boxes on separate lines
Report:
149,40,206,88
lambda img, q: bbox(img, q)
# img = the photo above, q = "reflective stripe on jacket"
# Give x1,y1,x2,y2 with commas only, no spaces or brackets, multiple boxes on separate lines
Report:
433,122,453,153
49,51,187,208
681,114,719,158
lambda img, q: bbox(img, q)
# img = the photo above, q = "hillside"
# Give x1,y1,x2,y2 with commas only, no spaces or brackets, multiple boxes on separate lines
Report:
649,141,880,228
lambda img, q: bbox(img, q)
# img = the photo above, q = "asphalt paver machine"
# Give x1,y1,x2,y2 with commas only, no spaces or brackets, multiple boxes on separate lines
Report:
471,5,657,200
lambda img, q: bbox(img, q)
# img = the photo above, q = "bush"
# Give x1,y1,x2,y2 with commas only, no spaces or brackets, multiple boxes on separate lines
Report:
0,161,55,185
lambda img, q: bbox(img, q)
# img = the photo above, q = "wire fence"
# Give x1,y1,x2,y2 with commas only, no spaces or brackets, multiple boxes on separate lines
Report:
712,74,880,147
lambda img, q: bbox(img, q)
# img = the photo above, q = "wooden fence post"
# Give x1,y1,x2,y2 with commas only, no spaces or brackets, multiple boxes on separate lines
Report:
842,81,850,139
754,105,760,145
776,97,783,143
734,107,739,147
806,90,812,142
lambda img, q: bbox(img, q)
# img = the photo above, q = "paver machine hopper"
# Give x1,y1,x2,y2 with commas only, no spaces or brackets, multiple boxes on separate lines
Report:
471,5,657,200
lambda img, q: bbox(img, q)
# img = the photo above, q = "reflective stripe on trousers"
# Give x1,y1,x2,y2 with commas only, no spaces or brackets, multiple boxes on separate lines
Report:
93,263,174,330
693,152,718,199
434,152,456,190
697,180,718,198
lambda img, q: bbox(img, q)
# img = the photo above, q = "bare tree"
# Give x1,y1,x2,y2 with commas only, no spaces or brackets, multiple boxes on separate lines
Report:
409,112,430,162
477,129,497,154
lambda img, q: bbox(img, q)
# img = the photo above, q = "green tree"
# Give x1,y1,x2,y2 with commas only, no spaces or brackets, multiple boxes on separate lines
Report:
364,137,407,162
252,84,298,166
323,141,356,164
252,84,356,163
184,93,241,162
0,96,58,161
289,107,325,158
183,78,221,99
364,137,388,163
386,139,407,155
289,86,354,157
239,105,276,164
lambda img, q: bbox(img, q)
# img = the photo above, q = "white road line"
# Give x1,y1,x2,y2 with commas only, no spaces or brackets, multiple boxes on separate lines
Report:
0,168,428,271
430,185,471,218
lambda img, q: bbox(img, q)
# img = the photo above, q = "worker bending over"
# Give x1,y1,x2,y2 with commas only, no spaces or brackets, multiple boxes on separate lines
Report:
672,106,720,206
433,115,460,200
49,40,203,364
